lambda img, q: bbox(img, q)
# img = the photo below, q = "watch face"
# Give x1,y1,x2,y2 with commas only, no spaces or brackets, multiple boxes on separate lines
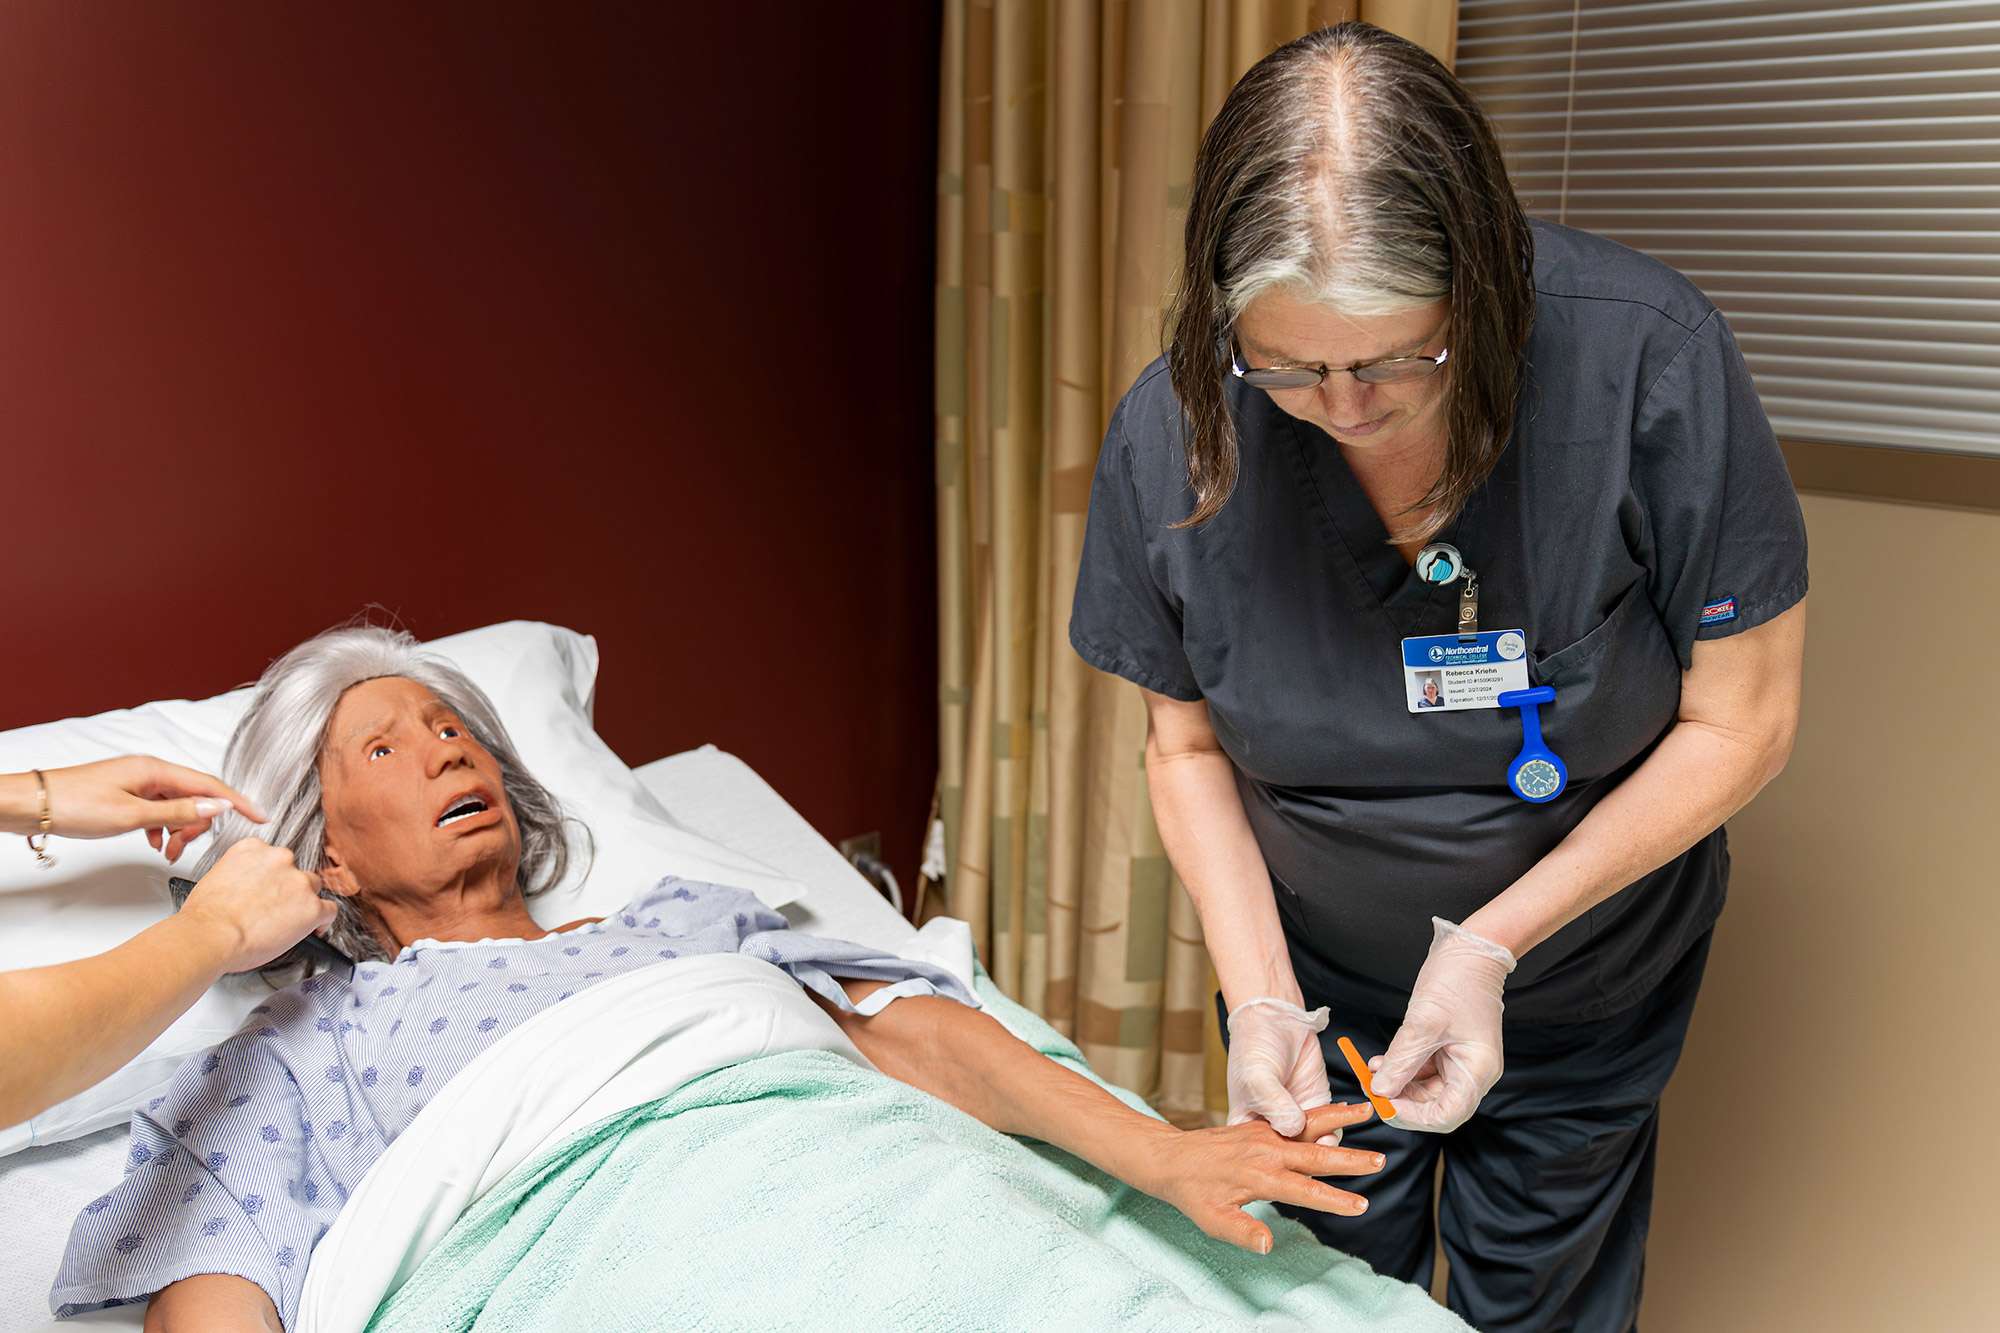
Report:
1514,758,1563,799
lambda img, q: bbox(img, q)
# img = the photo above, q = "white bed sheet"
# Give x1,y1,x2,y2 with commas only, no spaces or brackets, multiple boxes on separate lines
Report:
0,745,909,1332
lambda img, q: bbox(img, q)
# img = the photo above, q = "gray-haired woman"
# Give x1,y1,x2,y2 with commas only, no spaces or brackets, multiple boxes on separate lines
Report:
1069,22,1807,1330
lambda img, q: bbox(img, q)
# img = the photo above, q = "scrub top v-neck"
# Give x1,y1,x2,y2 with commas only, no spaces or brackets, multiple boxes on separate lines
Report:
1069,220,1808,1022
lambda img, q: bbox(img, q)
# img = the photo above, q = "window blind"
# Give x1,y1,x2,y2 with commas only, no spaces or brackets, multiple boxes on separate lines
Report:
1455,0,2000,455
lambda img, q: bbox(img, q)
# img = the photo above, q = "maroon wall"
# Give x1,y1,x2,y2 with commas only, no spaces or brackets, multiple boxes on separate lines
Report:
0,3,942,886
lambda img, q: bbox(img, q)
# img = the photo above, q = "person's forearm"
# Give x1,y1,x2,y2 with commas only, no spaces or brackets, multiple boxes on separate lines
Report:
1464,716,1793,958
1145,746,1301,1009
0,771,39,835
0,912,234,1129
832,994,1178,1187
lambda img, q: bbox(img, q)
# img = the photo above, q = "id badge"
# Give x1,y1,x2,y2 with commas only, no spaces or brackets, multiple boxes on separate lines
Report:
1402,629,1530,713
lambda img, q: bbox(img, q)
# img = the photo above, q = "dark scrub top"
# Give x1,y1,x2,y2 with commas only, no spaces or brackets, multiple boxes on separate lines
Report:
1069,220,1808,1023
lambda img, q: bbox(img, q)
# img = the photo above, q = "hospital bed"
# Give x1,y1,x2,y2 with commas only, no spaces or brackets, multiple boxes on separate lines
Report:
0,625,1461,1332
0,744,910,1332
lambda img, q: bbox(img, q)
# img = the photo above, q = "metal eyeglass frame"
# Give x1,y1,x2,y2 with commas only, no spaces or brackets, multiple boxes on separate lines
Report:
1229,338,1450,390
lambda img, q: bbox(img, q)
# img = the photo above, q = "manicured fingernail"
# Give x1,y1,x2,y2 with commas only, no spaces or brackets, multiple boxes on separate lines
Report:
1353,1198,1368,1212
194,798,232,818
1258,1235,1271,1255
1371,1154,1386,1169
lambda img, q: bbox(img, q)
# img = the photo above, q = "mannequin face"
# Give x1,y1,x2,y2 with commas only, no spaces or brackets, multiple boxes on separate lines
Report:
317,677,521,926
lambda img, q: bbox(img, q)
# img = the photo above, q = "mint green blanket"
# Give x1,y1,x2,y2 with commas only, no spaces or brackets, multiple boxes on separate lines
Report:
368,980,1463,1332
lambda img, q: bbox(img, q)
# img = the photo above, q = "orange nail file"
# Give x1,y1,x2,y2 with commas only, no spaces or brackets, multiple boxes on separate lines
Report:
1337,1035,1397,1121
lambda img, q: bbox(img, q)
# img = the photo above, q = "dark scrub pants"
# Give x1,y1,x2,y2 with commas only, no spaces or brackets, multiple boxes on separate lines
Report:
1070,220,1808,1331
1219,928,1713,1331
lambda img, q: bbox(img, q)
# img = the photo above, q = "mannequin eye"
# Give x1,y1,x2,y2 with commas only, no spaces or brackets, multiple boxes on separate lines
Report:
368,745,393,761
438,725,462,740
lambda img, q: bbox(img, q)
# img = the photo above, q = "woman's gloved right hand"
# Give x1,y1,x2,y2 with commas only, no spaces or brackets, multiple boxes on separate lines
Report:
1225,997,1337,1141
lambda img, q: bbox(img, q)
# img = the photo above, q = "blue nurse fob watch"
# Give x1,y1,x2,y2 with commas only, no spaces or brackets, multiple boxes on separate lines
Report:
1496,686,1568,803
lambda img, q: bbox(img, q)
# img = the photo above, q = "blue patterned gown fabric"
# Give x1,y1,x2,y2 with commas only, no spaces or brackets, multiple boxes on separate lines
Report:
50,880,970,1325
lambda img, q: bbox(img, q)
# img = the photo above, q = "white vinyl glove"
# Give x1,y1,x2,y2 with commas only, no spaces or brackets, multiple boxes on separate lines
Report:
1224,997,1335,1140
1369,917,1518,1134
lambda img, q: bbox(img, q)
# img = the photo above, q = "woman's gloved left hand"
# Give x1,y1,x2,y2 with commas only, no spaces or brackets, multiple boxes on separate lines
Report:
1370,917,1517,1133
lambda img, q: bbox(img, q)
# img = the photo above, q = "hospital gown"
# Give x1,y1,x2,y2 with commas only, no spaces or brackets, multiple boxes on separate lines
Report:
50,878,973,1326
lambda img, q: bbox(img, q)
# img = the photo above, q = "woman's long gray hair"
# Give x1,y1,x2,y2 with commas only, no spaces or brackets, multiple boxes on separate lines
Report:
181,626,579,967
1165,21,1535,536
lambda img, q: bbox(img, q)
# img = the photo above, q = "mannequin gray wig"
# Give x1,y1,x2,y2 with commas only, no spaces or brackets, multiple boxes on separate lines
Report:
182,626,577,967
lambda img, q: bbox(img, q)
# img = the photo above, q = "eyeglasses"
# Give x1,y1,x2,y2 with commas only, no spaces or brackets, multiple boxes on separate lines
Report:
1229,338,1450,390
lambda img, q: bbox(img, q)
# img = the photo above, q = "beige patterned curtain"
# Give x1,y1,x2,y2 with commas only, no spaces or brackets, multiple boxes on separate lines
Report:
935,0,1459,1124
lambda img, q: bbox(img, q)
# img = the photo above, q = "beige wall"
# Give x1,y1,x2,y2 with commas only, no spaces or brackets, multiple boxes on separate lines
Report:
1642,492,1998,1330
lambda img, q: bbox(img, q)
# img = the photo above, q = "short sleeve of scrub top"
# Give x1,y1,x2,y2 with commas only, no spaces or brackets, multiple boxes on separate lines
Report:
1069,220,1806,1022
1069,404,1204,703
1628,308,1810,668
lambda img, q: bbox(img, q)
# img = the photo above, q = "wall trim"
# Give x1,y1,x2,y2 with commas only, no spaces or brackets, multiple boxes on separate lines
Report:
1782,439,2000,514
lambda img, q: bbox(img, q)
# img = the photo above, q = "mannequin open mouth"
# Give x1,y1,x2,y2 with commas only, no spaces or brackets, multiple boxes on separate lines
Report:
433,788,499,832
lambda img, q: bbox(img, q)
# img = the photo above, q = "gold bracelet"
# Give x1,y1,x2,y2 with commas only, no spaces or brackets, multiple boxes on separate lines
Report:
26,768,56,870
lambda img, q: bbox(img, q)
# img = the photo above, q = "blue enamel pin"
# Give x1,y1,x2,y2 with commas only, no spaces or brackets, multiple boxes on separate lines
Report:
1496,686,1567,803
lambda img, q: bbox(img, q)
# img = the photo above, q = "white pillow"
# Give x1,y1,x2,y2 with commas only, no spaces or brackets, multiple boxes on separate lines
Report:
0,620,806,1155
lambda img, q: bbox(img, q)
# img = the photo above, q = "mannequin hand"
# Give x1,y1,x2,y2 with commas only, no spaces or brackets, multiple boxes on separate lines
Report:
6,756,265,859
1225,997,1337,1140
1135,1103,1382,1254
1370,917,1517,1133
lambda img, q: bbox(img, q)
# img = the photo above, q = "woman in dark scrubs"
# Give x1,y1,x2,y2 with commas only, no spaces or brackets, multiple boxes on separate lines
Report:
1070,24,1807,1332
